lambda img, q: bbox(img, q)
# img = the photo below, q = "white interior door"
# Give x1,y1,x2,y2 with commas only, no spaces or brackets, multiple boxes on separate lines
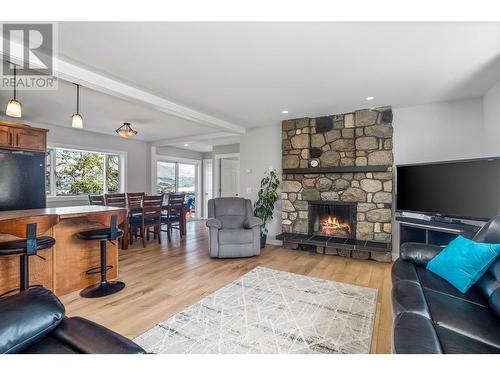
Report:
203,159,213,218
220,158,240,197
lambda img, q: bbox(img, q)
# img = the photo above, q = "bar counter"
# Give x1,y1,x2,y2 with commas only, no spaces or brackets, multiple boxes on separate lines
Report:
0,205,127,296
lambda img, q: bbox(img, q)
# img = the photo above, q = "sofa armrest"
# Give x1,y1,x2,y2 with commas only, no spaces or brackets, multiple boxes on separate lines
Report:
52,317,146,354
244,217,263,229
0,287,65,354
206,218,222,229
400,242,443,267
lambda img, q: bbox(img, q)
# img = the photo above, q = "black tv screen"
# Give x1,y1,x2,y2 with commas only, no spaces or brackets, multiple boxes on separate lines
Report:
396,157,500,221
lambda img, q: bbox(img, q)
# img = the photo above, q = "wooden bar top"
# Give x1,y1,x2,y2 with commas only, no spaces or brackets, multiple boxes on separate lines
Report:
0,205,126,221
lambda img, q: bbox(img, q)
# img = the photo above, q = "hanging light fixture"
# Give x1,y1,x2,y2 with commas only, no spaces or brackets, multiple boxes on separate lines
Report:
71,83,83,128
6,64,22,118
116,122,138,138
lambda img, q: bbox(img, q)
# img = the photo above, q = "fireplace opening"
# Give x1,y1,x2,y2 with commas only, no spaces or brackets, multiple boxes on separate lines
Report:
308,201,357,239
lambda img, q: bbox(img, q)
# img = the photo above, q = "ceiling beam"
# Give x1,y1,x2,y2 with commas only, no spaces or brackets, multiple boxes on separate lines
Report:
0,39,247,134
151,131,238,147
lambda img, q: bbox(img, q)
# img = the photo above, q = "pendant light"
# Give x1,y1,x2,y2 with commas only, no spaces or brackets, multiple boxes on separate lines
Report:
71,83,83,128
116,122,138,138
6,64,22,118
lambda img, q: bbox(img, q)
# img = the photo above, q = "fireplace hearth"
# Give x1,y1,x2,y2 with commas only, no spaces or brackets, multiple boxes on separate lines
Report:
308,201,357,239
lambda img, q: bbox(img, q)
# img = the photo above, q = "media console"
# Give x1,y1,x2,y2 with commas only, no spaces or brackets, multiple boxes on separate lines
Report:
396,215,482,252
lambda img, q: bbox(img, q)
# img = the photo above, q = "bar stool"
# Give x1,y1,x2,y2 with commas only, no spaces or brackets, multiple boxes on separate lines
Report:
76,210,127,298
0,214,59,297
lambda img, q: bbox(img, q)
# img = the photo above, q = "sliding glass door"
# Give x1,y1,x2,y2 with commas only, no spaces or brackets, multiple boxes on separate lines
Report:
156,161,197,217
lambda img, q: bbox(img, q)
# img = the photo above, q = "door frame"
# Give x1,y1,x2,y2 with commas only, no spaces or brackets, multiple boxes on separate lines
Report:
214,152,240,198
202,158,213,218
151,151,202,220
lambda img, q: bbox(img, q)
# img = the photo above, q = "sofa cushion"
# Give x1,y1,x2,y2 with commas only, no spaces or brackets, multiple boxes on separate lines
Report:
219,229,253,245
392,280,430,318
415,267,487,307
22,335,79,354
392,312,442,354
435,326,500,354
423,288,500,349
427,235,500,293
0,287,65,354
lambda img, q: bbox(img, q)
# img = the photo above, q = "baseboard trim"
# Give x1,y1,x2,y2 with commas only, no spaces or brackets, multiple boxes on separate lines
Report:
266,239,283,246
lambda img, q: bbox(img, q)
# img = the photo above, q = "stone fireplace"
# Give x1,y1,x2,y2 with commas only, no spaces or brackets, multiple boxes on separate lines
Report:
308,201,356,239
280,106,394,262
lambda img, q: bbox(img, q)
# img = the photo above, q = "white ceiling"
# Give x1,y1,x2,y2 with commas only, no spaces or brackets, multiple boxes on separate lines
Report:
2,22,500,149
0,79,218,142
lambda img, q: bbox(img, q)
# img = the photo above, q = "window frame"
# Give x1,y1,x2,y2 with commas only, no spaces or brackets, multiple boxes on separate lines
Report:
152,151,201,219
46,142,127,202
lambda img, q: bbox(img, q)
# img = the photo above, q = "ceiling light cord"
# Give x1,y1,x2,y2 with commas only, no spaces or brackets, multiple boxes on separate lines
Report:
13,64,17,100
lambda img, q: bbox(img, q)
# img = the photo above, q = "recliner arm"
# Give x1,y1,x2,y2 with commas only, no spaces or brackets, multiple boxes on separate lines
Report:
52,317,146,354
400,242,443,267
206,218,222,229
244,217,263,229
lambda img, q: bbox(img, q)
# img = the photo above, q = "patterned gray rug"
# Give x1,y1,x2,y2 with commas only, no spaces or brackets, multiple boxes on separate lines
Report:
134,266,377,354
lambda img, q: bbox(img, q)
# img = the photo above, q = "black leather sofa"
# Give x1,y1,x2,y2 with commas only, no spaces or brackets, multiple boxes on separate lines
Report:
0,287,146,354
391,216,500,353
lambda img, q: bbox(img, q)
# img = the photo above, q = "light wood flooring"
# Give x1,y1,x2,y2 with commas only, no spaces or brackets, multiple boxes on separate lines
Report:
61,221,393,354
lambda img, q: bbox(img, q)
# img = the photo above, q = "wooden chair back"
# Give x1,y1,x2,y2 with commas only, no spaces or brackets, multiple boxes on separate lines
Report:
142,195,163,221
105,193,126,207
0,214,59,238
166,192,185,216
127,192,145,206
88,194,105,206
85,209,127,227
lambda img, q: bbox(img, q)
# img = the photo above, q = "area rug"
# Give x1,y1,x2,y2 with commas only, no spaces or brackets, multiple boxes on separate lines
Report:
134,266,377,354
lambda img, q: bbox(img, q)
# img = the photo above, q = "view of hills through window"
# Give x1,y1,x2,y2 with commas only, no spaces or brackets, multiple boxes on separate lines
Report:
46,148,121,196
157,161,196,214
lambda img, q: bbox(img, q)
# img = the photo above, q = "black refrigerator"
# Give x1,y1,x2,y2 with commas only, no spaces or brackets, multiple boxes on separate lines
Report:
0,149,46,211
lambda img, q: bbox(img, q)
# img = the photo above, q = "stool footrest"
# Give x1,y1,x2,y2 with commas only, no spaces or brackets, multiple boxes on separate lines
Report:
85,265,113,276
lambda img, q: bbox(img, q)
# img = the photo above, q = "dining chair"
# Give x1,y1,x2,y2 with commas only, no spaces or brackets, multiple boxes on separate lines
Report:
104,193,126,207
161,192,185,241
88,195,105,206
127,192,144,206
130,194,163,248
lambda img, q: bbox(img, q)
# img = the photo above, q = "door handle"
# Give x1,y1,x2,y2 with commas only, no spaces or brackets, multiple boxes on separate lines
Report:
16,134,19,146
8,132,12,145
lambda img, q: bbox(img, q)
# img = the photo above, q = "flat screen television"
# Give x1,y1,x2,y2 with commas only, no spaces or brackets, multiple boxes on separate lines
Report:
396,157,500,221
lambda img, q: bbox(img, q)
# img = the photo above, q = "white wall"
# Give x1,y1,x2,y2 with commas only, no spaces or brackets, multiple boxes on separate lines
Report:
393,98,484,165
157,145,203,160
239,125,282,243
483,79,500,156
39,123,150,207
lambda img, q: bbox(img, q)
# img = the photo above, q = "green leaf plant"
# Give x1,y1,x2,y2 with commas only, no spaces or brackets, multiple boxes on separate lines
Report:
253,169,280,236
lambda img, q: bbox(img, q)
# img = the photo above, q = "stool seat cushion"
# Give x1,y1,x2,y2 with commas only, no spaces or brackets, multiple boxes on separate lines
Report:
76,228,124,241
0,236,55,256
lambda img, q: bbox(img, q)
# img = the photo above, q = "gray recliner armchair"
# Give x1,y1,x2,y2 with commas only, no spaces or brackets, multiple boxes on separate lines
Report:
206,197,263,258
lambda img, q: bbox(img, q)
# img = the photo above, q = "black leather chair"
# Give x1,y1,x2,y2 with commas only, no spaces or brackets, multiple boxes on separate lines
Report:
76,212,126,298
0,286,145,354
392,215,500,354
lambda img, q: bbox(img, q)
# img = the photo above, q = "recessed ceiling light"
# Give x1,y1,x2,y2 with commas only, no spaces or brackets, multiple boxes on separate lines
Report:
281,110,289,114
184,143,189,147
365,96,375,101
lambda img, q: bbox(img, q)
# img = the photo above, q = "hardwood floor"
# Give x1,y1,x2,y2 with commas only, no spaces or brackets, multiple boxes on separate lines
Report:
61,220,393,353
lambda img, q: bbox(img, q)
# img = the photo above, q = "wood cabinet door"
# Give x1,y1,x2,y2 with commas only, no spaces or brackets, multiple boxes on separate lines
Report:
0,125,13,147
13,127,46,151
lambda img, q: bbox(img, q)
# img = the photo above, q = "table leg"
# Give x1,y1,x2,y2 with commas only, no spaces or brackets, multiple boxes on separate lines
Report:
122,216,129,250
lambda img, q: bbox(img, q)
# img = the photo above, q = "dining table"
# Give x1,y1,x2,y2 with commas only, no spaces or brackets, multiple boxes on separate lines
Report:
120,202,187,250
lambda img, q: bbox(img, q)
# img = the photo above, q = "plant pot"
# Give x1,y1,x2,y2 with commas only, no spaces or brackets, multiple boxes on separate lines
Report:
260,234,267,249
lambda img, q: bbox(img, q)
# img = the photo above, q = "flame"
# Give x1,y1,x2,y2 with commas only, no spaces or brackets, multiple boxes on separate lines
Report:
319,215,351,236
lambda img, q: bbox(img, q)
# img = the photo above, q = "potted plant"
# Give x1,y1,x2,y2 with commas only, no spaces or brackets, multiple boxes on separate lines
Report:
253,168,280,248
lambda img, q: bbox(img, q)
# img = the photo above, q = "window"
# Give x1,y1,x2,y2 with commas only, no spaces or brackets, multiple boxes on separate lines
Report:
156,161,196,216
46,146,123,197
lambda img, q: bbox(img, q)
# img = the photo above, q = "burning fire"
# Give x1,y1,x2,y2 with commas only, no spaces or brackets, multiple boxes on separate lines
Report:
319,215,351,236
